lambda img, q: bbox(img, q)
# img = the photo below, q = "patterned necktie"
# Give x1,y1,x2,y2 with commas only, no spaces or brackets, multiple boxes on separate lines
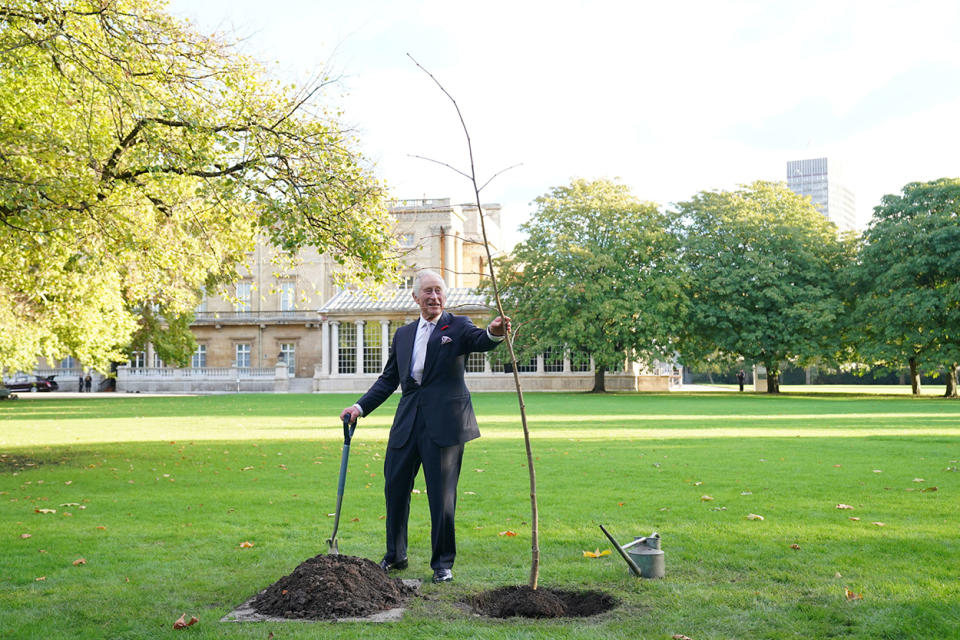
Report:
411,321,433,384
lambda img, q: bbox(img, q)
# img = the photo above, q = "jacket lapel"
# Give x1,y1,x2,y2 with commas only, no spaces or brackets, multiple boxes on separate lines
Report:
399,319,418,381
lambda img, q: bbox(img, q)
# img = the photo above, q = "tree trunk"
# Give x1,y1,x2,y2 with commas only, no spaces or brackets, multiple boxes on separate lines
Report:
908,357,922,396
765,366,780,393
591,366,607,393
945,364,958,398
707,372,714,384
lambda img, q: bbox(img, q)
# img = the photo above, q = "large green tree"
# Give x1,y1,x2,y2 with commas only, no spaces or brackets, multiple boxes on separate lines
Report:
0,0,396,372
850,178,960,397
676,181,851,392
488,178,687,392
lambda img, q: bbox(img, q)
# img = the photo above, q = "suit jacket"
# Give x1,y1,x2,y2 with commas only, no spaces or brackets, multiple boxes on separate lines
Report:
357,311,500,449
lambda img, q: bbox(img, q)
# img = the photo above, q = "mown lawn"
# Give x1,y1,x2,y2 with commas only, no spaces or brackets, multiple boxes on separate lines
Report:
1,392,958,639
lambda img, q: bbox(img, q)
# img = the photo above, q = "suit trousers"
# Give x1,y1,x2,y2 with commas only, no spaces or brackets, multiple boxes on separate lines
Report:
383,407,464,570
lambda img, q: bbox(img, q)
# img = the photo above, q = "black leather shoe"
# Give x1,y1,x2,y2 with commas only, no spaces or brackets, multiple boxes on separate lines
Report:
432,568,453,583
379,557,408,571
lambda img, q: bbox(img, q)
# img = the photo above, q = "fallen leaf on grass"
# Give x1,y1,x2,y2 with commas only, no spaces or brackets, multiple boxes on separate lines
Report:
836,503,855,510
20,533,31,539
34,509,56,515
583,548,611,558
239,541,254,548
96,526,106,530
849,517,860,521
700,495,714,501
411,489,421,494
740,491,753,496
711,506,727,511
72,558,86,566
617,502,625,506
790,544,801,550
746,514,764,520
672,635,694,640
172,613,198,630
871,522,885,527
350,517,359,522
474,468,485,472
912,478,925,483
922,487,938,492
464,491,476,495
872,469,882,473
844,588,863,601
498,530,517,537
240,466,254,471
59,502,80,507
35,576,45,581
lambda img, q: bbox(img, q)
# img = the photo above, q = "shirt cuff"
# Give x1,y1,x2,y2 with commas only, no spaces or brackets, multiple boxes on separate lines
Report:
352,403,365,417
486,328,505,342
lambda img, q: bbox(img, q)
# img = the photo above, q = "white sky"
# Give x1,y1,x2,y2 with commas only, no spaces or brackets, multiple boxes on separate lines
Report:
168,0,960,249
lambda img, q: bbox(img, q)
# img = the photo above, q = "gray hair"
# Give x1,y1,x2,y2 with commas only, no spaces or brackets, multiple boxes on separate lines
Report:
412,269,447,294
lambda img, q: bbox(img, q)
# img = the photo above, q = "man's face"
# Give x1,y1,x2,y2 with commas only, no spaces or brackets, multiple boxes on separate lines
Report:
413,274,446,321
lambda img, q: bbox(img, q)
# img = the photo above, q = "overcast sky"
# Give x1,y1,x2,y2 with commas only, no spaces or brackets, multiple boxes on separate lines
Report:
168,0,960,248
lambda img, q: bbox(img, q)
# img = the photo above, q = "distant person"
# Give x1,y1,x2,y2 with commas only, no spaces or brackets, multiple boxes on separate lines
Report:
78,376,84,392
737,369,745,392
84,373,92,393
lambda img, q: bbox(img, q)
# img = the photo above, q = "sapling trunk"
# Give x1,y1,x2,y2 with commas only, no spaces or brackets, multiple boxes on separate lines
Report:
408,55,540,590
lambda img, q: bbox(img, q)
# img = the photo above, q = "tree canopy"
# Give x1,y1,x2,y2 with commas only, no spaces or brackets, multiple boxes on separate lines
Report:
850,178,960,396
676,181,851,392
488,178,687,392
0,0,397,372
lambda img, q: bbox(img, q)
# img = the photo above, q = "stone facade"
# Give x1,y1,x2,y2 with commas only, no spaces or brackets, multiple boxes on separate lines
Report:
36,196,681,394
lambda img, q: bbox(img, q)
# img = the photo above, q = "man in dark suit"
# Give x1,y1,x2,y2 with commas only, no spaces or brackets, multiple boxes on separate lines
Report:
340,269,509,584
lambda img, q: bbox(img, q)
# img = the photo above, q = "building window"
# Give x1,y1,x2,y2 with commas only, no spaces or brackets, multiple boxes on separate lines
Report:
60,356,78,370
130,351,146,368
389,320,402,346
363,324,381,374
279,282,296,312
543,347,564,373
235,282,252,313
152,352,164,368
191,344,207,368
196,294,208,313
398,233,416,248
516,356,537,373
570,351,591,372
466,352,486,373
235,343,251,368
338,323,356,374
279,343,296,375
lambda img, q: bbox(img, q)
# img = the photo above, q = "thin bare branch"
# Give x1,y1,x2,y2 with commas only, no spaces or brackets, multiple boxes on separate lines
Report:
407,154,473,182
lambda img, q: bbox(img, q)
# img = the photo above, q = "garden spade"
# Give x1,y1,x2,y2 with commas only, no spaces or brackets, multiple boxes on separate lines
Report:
326,415,356,555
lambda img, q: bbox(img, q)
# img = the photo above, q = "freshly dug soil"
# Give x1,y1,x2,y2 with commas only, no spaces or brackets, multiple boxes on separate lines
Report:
471,586,618,619
250,554,417,620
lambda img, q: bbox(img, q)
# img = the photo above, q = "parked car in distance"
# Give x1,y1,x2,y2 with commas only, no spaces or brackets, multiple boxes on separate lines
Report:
2,375,59,392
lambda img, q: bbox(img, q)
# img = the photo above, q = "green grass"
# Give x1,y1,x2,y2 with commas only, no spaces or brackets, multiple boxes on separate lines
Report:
1,392,959,639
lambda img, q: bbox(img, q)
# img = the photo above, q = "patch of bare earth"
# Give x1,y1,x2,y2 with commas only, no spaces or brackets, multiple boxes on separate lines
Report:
250,554,416,620
470,585,618,619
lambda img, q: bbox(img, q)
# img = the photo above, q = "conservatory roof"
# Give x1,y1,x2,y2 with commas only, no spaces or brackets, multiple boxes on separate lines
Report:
319,287,490,315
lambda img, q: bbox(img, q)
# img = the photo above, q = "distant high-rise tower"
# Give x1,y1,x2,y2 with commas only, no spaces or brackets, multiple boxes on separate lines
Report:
786,157,856,232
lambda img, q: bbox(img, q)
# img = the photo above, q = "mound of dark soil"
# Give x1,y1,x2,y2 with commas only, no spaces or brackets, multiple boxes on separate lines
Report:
471,585,618,619
250,554,417,620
